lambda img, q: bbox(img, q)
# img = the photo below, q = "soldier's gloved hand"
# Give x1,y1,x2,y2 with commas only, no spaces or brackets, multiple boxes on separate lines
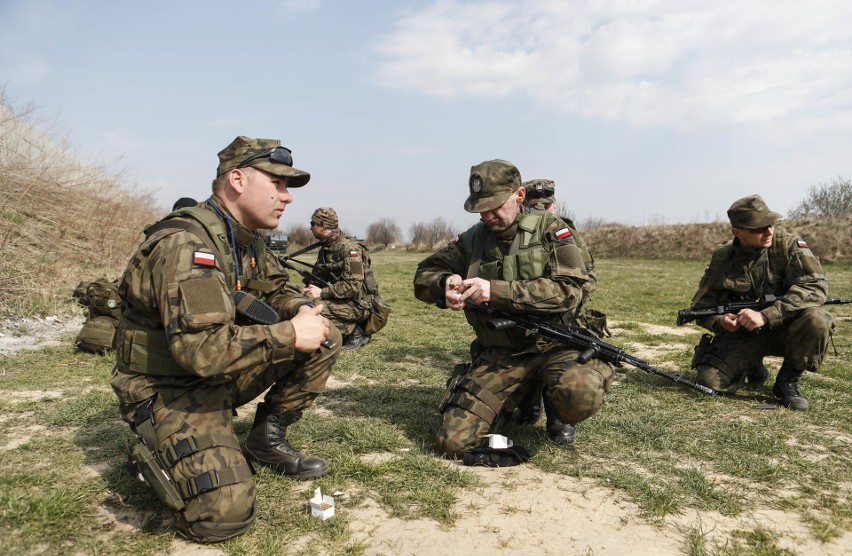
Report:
462,444,530,467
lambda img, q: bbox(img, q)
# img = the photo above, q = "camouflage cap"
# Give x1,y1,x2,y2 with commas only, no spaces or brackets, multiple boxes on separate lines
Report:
216,136,311,187
464,159,522,213
727,194,782,228
311,207,338,229
523,178,556,208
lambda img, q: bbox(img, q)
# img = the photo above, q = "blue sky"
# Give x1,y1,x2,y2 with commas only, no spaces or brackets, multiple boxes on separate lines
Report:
2,0,851,238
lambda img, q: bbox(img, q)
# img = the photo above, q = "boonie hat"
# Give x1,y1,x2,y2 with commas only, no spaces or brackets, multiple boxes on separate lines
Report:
524,178,556,209
464,159,522,213
727,194,782,228
311,207,338,229
216,136,311,187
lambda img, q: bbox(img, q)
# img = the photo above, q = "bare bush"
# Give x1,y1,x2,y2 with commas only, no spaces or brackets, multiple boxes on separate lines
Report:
367,218,401,248
788,177,852,219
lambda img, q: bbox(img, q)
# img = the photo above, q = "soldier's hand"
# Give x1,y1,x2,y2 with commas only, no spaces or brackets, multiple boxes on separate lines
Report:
735,308,767,332
461,277,491,305
303,284,322,299
291,304,331,352
445,274,465,310
718,313,740,332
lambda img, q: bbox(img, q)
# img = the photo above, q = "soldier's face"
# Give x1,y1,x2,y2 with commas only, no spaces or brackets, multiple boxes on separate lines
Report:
733,224,774,248
480,189,525,231
240,169,292,230
310,222,334,240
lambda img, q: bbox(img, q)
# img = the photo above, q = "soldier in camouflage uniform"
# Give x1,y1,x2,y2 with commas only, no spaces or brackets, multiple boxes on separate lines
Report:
303,207,383,351
515,178,603,443
413,160,613,466
689,194,834,411
110,136,341,543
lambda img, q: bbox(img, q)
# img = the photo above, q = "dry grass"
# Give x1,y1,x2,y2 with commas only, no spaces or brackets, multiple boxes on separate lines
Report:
0,95,159,317
583,218,852,262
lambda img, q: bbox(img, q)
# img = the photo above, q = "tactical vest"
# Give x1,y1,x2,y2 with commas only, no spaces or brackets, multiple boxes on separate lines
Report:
317,236,380,300
461,214,553,348
692,226,793,305
116,204,271,378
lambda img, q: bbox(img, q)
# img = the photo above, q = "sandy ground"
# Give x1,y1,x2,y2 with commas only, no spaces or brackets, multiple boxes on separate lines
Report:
3,316,851,555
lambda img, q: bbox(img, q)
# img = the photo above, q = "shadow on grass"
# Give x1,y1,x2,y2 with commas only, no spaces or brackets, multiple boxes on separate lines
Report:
71,405,175,539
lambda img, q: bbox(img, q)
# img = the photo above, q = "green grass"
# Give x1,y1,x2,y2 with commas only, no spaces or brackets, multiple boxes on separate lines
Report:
0,254,849,554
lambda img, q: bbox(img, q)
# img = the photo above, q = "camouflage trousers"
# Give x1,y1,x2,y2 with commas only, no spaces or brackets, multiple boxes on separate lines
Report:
435,341,613,458
696,307,835,394
320,299,369,336
110,326,341,543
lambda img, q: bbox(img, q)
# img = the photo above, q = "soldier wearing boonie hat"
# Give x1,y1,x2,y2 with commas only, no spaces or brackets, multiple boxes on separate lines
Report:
688,194,834,412
111,135,340,543
304,207,386,351
414,159,611,468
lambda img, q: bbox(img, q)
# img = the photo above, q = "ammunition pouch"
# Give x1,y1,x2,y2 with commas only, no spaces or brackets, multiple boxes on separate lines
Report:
363,296,391,335
580,307,611,338
691,333,715,370
75,315,118,354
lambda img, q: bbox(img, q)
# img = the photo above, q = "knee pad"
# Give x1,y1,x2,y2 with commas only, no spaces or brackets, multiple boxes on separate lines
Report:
177,500,256,543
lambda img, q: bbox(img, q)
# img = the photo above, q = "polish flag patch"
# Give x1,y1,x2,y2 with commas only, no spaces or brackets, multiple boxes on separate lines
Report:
555,227,572,239
797,239,809,248
193,251,216,267
704,265,711,273
349,249,359,257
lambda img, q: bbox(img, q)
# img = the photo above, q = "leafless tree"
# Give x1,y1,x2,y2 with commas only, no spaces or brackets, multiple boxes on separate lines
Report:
788,177,852,219
366,218,401,248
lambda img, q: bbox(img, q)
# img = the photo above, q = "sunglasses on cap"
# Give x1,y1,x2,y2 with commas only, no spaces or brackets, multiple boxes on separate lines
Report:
236,146,293,170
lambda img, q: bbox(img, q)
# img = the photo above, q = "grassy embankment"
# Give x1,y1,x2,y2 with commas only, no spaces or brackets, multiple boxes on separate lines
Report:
0,252,849,555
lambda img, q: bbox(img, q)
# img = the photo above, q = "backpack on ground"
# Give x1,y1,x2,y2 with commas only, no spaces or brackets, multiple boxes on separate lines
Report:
74,278,120,353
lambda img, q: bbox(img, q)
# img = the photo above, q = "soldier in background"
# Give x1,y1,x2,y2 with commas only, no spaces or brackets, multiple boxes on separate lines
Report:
516,178,602,443
414,160,612,466
111,136,340,542
688,194,835,411
172,197,198,211
303,207,384,351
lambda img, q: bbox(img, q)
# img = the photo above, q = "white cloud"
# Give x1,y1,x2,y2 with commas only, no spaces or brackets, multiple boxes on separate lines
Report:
373,0,852,129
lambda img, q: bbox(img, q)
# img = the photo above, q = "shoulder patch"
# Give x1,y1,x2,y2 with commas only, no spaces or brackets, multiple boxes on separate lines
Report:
555,227,572,239
704,265,710,273
349,249,359,257
797,239,808,248
193,251,216,267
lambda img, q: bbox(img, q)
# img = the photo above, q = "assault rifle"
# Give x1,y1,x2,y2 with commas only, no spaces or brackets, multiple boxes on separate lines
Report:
277,257,384,321
468,303,715,396
676,295,852,326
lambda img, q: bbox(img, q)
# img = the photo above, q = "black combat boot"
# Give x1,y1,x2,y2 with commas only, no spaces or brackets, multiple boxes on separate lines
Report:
342,325,370,351
747,362,769,387
244,403,328,479
543,396,576,445
772,363,809,411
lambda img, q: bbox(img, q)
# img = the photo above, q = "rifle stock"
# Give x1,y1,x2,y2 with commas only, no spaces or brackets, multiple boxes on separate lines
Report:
470,304,715,396
677,295,852,326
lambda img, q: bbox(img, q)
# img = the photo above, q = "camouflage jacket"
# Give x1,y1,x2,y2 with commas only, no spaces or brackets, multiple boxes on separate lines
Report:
113,196,314,397
690,226,828,332
310,233,379,303
413,210,591,349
